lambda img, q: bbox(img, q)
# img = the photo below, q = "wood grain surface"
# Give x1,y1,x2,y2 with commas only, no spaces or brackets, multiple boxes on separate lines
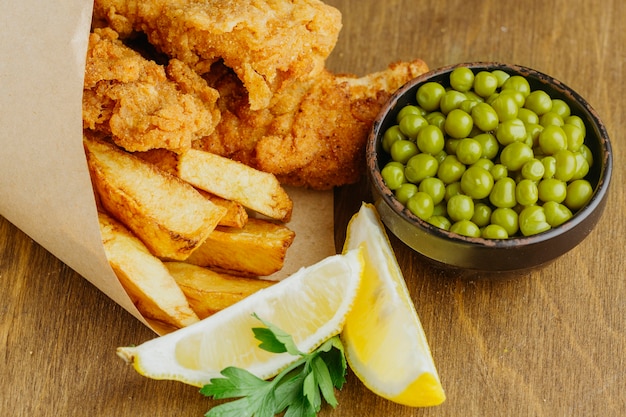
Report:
1,0,625,415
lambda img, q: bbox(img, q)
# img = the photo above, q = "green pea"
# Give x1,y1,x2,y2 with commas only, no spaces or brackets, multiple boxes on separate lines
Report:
538,178,567,203
543,201,573,227
562,123,585,152
425,111,446,130
490,163,508,181
456,138,483,165
438,155,467,184
381,163,406,190
419,177,446,205
490,177,517,208
571,152,590,180
473,133,499,160
460,166,494,199
405,153,439,183
440,90,468,114
428,215,452,230
416,82,446,111
432,201,448,217
491,70,510,87
580,144,594,167
447,194,475,222
473,71,499,97
539,125,568,155
433,149,448,164
517,107,540,125
450,220,481,237
471,102,500,132
550,99,571,119
471,158,495,172
406,192,434,220
525,123,543,147
524,90,552,115
390,139,419,164
382,125,407,153
416,125,445,154
515,179,539,206
445,138,461,155
396,105,424,122
490,92,519,121
519,205,551,236
450,67,475,92
471,202,493,227
554,149,577,182
565,115,586,137
502,75,531,97
496,118,527,145
482,224,509,239
565,179,593,210
399,113,429,139
500,142,534,171
541,156,556,179
394,183,418,205
444,109,474,139
444,181,463,201
459,99,479,114
521,158,545,181
539,111,564,127
491,207,519,236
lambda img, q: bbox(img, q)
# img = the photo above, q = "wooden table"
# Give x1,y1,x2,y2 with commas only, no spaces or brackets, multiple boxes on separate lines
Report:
2,0,624,415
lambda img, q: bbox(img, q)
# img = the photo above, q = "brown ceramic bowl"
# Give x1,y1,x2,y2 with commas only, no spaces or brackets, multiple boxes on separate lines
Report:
367,62,612,275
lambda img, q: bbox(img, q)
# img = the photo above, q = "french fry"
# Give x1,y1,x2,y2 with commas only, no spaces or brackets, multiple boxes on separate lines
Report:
186,217,296,277
135,149,249,228
201,191,248,228
84,135,227,260
177,148,293,222
164,262,275,319
98,212,200,329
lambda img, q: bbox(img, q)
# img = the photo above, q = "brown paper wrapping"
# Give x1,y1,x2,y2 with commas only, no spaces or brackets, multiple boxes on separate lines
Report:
0,0,335,332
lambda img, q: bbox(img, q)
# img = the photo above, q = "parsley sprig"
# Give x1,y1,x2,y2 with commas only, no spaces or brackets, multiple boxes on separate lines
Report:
200,314,347,417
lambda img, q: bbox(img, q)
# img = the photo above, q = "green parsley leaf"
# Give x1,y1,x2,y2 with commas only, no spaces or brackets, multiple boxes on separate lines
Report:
201,315,347,417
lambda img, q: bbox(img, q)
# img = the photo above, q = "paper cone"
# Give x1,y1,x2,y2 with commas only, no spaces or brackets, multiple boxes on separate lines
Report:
0,0,335,333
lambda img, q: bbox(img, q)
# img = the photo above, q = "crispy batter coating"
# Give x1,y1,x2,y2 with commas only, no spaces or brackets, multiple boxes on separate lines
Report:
194,59,429,189
83,27,220,153
92,0,342,111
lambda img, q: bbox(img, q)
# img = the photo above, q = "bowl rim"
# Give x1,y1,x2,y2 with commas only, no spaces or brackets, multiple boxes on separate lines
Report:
367,61,613,250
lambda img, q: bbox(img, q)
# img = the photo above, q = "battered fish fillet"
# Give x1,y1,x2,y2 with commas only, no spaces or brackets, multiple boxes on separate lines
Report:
92,0,342,111
194,59,429,190
83,27,220,153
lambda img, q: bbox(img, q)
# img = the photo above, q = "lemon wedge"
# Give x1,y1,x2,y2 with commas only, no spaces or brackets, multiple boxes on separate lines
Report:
117,249,363,387
341,203,445,407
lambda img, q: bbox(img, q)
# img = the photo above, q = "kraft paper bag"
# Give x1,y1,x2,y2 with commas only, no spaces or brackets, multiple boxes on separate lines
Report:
0,0,335,333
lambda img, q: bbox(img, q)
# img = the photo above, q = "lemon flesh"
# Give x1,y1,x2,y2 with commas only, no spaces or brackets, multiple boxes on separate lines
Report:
117,249,363,387
341,203,445,407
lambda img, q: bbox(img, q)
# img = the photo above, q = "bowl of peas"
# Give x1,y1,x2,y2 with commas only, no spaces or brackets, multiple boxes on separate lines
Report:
367,62,612,274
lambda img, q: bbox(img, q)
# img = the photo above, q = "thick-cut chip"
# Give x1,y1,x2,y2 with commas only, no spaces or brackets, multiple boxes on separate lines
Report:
98,212,200,329
201,191,248,228
164,262,274,319
84,135,227,260
185,217,296,277
177,148,293,222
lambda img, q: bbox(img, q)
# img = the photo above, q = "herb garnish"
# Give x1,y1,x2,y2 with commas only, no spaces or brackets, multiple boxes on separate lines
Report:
200,314,347,417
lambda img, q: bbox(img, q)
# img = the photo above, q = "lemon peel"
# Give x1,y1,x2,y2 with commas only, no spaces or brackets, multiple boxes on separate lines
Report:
341,202,445,407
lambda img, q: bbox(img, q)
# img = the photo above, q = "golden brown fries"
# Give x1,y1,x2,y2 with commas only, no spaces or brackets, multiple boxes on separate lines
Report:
186,217,296,277
177,149,293,222
164,262,275,319
98,212,200,329
84,135,227,260
201,192,249,228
